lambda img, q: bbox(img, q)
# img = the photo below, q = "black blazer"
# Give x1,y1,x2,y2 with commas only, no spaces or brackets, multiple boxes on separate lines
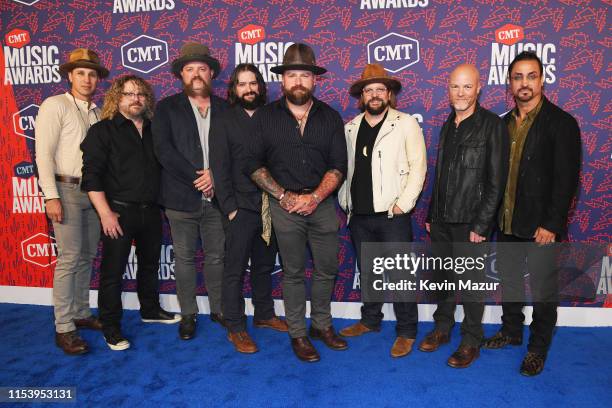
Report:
209,105,262,216
151,92,229,211
500,96,581,239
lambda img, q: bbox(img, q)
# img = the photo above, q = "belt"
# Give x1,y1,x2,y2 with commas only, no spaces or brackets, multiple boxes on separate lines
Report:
290,188,314,195
111,199,156,209
55,174,80,184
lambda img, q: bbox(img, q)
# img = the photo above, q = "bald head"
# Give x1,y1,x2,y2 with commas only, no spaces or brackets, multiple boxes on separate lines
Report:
448,64,481,118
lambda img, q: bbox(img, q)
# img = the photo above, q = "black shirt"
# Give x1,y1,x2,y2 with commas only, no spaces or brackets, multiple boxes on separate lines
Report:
209,105,262,215
81,113,160,203
436,111,476,219
245,97,347,191
351,112,387,215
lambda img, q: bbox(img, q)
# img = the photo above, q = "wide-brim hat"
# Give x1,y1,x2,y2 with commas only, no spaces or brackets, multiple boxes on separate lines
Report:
171,42,221,79
349,63,401,97
59,48,109,78
270,43,326,75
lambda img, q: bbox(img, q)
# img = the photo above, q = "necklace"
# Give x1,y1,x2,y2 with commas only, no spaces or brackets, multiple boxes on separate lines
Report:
71,94,98,131
290,100,313,133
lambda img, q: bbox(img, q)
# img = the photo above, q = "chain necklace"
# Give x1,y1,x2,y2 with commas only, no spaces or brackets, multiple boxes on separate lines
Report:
71,93,98,131
290,100,313,134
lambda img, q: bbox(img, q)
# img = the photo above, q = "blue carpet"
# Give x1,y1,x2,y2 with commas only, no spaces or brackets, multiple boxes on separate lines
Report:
0,304,609,407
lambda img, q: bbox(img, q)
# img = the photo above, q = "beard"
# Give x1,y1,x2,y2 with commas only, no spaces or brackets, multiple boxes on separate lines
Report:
365,97,388,115
184,77,211,97
514,86,534,102
238,92,265,110
283,85,313,106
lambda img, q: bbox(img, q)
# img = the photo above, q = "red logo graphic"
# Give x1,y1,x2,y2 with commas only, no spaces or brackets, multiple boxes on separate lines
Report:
4,29,30,49
21,233,58,268
495,24,524,46
237,24,265,45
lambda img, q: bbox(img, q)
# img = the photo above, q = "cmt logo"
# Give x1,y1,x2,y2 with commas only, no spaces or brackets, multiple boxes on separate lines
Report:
121,35,168,74
495,24,524,46
367,33,420,73
11,0,41,5
12,104,39,140
13,161,35,179
5,29,30,49
238,25,265,45
21,233,57,268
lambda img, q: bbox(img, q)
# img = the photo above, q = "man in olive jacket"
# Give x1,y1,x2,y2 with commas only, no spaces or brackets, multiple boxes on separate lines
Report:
421,64,509,368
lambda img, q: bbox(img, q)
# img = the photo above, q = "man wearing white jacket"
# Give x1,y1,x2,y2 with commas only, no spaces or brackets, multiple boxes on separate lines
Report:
338,64,427,358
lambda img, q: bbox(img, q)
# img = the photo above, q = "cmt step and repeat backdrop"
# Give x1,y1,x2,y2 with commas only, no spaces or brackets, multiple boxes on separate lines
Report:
1,0,610,312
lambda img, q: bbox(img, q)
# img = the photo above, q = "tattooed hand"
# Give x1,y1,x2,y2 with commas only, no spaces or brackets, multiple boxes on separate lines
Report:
288,194,318,216
280,191,298,211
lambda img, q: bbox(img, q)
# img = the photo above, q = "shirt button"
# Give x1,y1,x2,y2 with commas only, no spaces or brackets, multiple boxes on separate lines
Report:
302,160,306,164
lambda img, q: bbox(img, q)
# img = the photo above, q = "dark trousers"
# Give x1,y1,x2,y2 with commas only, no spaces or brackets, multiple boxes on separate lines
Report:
430,222,485,347
99,203,162,333
498,232,558,356
270,197,339,338
350,213,418,338
222,208,277,333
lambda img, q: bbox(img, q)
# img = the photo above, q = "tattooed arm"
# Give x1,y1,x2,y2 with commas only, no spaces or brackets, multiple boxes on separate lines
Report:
250,167,299,211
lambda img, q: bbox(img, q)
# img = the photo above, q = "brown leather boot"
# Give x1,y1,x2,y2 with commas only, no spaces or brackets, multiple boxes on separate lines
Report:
418,330,450,352
253,316,289,332
447,345,480,368
74,316,103,330
309,326,348,350
291,337,320,362
227,331,258,354
390,337,415,358
55,331,89,355
339,322,377,337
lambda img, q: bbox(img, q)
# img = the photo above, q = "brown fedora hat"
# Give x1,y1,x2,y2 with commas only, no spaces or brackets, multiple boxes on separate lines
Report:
349,64,401,97
171,42,221,79
59,48,109,78
270,43,326,75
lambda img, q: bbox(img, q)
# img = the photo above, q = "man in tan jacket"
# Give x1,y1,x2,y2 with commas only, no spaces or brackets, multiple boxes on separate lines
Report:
339,64,427,358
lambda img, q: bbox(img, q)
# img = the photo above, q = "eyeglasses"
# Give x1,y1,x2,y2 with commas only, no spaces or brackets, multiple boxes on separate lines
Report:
362,87,388,96
121,92,147,99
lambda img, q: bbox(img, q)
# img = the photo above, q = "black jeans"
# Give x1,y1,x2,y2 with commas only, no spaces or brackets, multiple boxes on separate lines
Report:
98,203,162,333
222,208,277,333
498,232,558,356
429,222,486,347
349,213,418,338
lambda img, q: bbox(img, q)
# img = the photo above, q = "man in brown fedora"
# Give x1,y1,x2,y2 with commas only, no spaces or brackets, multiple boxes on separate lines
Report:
152,42,229,341
338,63,427,358
35,48,109,354
246,43,348,362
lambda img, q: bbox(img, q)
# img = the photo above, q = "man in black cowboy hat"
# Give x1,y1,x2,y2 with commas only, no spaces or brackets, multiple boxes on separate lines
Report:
338,63,427,358
35,48,109,355
246,43,348,362
152,42,229,340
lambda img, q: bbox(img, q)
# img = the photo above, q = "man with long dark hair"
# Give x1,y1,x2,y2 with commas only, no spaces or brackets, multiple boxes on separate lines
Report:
210,64,288,354
81,75,179,351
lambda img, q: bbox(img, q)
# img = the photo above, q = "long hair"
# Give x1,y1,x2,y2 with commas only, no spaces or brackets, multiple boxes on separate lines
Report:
101,75,155,120
227,63,267,106
357,88,397,112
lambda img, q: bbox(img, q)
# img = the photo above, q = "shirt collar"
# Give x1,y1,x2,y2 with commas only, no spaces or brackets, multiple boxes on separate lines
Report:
512,97,544,121
278,96,321,116
112,112,150,128
64,92,98,111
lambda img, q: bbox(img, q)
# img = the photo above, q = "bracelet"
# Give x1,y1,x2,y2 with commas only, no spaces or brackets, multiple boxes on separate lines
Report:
278,190,286,201
312,192,321,204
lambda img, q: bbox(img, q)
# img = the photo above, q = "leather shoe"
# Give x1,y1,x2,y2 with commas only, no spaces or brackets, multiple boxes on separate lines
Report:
309,326,348,350
520,352,546,376
210,313,227,328
339,322,378,337
390,336,415,358
253,316,289,332
179,314,196,340
55,331,88,355
291,337,320,362
482,331,522,349
74,316,103,330
227,331,258,354
447,345,480,368
418,329,450,352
